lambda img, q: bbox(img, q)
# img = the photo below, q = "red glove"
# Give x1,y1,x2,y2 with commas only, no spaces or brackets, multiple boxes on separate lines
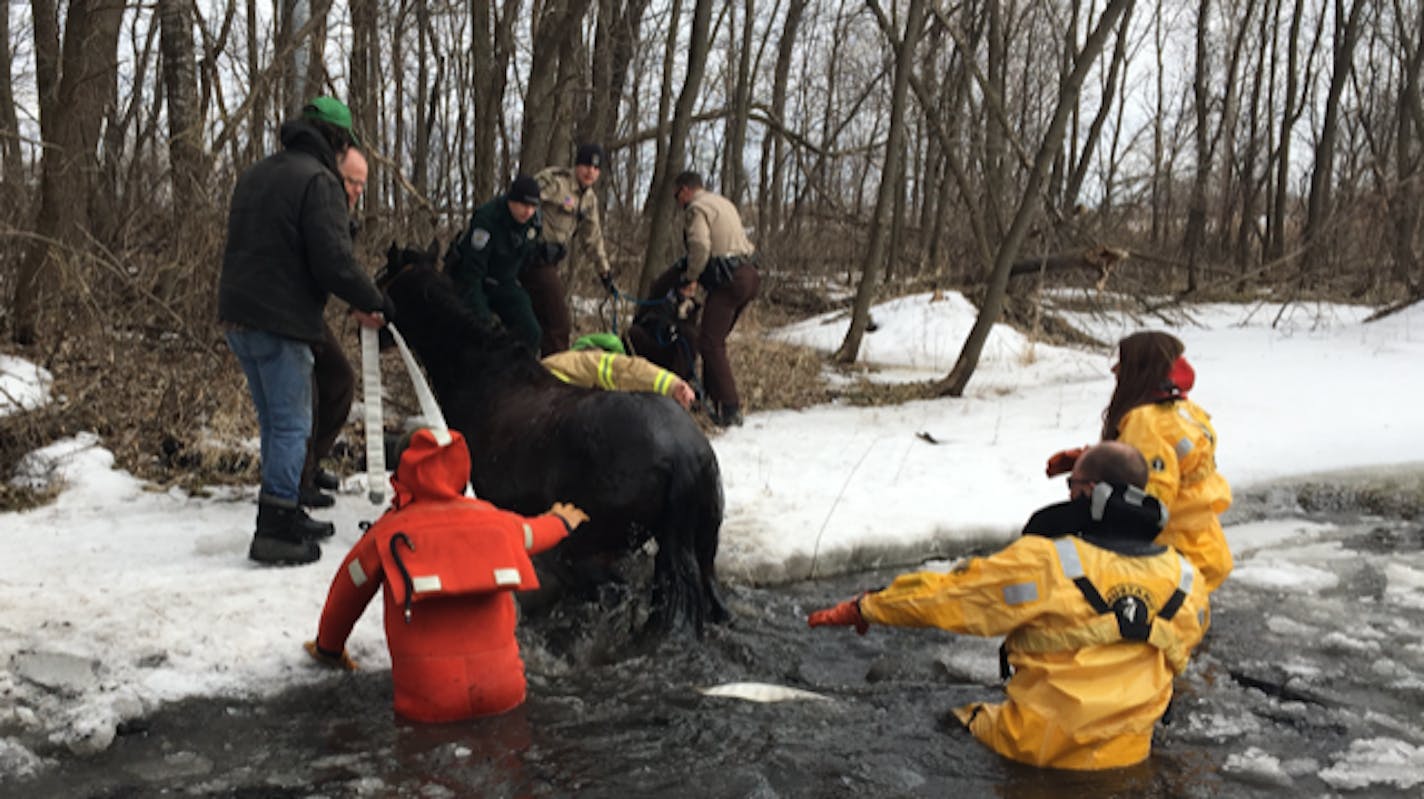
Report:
1045,446,1087,477
807,596,869,635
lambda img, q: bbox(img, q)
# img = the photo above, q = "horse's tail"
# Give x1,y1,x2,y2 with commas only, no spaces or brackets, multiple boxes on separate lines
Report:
647,443,729,638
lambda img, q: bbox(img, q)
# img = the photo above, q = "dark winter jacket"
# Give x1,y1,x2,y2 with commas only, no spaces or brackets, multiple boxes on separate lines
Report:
218,120,385,343
447,195,541,308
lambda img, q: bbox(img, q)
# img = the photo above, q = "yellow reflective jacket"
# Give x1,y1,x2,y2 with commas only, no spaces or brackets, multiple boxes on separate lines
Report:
541,349,681,398
860,534,1209,770
1116,399,1233,592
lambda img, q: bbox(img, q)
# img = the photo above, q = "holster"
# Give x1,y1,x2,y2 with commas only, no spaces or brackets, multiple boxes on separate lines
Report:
697,255,750,290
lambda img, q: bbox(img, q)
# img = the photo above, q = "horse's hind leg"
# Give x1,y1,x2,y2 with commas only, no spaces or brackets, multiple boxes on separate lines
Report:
694,514,731,625
646,539,701,637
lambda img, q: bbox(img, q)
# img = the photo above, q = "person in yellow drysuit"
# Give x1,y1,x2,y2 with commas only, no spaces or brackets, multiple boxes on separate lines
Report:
1046,331,1232,592
540,332,696,410
809,442,1210,771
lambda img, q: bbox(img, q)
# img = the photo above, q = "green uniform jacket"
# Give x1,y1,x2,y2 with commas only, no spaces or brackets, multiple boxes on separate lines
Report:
449,194,541,313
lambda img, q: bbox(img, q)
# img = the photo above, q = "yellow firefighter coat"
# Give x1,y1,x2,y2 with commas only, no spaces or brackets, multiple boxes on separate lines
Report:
1116,399,1233,592
859,534,1209,770
541,349,682,399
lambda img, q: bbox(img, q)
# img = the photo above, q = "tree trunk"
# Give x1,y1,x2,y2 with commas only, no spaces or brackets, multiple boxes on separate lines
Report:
834,0,926,364
638,0,712,293
1268,0,1307,263
9,0,124,345
762,0,807,237
0,4,22,194
520,0,593,174
934,0,1132,396
1064,0,1134,211
472,0,520,200
1181,0,1212,294
720,0,754,204
413,0,432,197
1303,0,1366,263
158,0,209,216
349,0,380,221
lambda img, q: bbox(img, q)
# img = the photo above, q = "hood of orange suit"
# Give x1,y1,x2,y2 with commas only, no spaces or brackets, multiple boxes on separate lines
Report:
390,428,470,507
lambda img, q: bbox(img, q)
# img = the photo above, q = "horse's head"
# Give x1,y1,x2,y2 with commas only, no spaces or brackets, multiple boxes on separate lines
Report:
376,238,441,292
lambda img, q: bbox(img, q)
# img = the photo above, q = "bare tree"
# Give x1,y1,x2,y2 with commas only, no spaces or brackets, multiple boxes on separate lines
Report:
520,0,594,173
1304,0,1367,264
9,0,124,345
471,0,521,201
835,0,926,364
638,0,713,292
934,0,1133,396
159,0,209,215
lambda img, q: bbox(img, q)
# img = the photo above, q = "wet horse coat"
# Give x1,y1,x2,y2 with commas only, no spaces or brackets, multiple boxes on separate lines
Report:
377,244,729,634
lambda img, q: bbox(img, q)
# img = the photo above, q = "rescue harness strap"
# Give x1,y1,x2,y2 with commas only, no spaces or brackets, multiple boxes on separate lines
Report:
998,539,1193,680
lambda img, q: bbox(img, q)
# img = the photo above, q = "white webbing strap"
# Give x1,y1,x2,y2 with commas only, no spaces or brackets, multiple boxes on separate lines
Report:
360,323,452,505
360,326,387,504
387,326,450,444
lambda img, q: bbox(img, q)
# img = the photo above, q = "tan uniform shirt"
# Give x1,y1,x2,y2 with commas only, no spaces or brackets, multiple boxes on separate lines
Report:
541,349,681,397
535,167,612,276
682,189,755,284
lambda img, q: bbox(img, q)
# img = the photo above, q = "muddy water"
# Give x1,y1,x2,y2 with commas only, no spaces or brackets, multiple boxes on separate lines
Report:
7,497,1424,797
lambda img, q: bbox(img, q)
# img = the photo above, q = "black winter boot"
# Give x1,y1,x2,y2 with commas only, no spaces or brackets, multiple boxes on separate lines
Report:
313,468,341,491
250,498,325,565
299,486,335,508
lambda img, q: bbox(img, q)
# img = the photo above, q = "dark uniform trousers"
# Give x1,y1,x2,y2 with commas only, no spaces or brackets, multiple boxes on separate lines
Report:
303,322,355,490
698,262,760,411
520,257,572,357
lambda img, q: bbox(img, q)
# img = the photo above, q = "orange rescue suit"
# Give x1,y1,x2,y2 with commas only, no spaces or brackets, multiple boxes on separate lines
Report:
860,534,1209,770
1117,399,1233,592
314,429,569,722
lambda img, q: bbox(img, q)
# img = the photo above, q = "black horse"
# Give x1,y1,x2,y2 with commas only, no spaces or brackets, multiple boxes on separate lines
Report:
376,242,730,636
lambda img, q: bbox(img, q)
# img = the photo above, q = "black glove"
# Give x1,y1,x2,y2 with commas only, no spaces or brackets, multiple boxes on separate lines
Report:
541,242,568,264
598,271,617,294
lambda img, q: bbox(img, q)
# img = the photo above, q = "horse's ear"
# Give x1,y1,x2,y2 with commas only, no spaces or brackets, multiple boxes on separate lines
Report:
427,238,439,257
387,241,399,258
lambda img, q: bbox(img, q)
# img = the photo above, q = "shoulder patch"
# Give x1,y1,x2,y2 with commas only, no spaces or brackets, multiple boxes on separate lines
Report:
469,229,491,250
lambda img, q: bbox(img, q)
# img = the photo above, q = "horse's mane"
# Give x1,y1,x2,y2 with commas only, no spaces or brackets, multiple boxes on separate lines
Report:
383,247,553,385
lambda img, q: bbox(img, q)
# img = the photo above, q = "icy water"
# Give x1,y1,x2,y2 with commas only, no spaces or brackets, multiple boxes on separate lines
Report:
8,487,1424,798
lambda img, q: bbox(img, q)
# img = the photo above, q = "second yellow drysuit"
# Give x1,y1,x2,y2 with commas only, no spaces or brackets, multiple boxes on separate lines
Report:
1116,398,1233,592
859,490,1210,771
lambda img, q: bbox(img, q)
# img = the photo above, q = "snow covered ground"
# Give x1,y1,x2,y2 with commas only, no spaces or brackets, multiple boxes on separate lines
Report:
2,291,1423,790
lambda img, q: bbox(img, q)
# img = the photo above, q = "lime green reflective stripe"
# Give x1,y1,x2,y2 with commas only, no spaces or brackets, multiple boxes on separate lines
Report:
598,353,616,389
548,368,574,384
653,371,673,395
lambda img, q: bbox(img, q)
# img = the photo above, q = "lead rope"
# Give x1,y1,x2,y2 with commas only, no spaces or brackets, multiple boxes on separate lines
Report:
360,323,452,505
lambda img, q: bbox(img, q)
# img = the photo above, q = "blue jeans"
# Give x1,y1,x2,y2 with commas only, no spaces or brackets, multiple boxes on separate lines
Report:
226,328,314,503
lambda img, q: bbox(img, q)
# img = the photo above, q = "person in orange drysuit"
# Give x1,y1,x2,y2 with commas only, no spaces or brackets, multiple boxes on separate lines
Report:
303,427,589,722
809,443,1210,771
1046,331,1233,593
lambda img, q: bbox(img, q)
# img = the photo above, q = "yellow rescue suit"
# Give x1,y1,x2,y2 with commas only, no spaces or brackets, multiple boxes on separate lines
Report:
1117,399,1233,592
860,535,1209,770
